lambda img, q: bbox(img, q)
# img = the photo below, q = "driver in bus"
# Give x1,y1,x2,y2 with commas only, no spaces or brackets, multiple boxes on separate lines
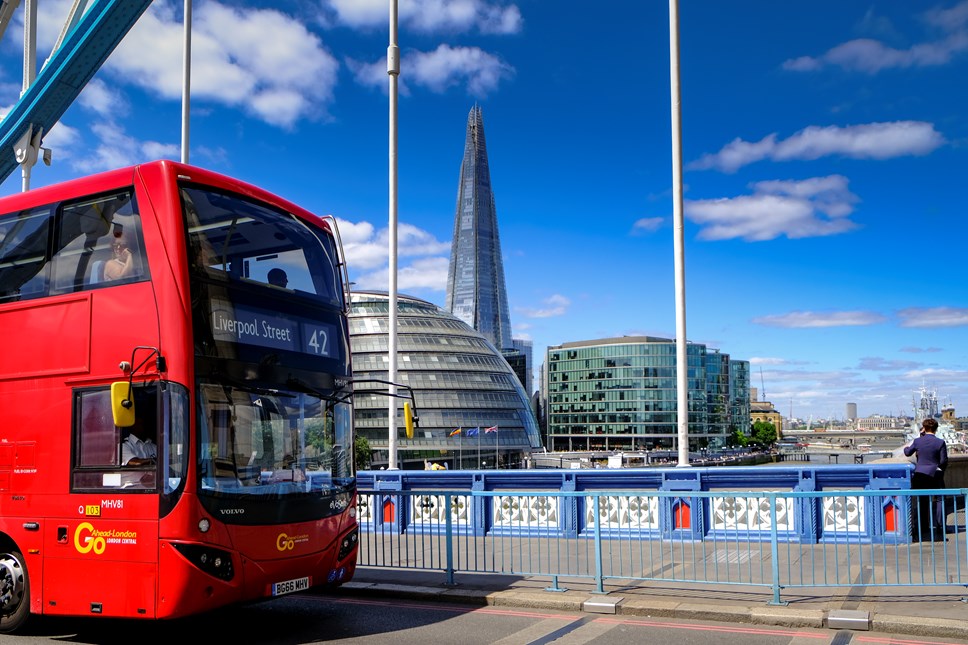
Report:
122,417,157,466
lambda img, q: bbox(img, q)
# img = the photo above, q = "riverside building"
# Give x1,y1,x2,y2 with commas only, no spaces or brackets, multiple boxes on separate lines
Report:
544,337,750,452
349,291,541,469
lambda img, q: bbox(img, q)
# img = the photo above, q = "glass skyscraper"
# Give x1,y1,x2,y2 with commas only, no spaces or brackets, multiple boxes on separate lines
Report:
445,105,513,352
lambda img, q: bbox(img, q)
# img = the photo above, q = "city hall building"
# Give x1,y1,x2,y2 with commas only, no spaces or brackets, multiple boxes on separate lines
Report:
350,291,541,469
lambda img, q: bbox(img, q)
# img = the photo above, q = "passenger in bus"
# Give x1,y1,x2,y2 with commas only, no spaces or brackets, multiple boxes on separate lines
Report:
267,268,289,288
121,417,157,466
103,231,137,281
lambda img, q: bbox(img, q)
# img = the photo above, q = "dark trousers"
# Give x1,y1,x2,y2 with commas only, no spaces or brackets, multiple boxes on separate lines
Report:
911,471,946,536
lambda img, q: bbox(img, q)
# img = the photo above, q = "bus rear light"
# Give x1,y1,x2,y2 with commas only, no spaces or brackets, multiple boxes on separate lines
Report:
337,529,358,561
172,543,235,581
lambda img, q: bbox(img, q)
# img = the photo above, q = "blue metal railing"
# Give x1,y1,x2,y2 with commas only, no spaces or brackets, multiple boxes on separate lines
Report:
356,486,968,604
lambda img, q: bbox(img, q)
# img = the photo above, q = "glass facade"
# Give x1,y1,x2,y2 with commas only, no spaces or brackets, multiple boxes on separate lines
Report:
545,337,750,451
730,360,751,435
444,106,513,351
349,291,541,469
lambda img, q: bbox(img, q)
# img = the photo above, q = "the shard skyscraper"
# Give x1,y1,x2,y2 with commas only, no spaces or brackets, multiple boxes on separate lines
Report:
445,106,514,351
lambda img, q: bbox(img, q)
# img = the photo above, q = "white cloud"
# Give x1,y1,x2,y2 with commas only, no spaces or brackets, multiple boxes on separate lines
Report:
322,0,522,35
77,79,128,118
748,357,788,365
352,257,449,292
631,217,663,235
690,122,945,173
685,175,859,241
336,217,451,288
72,121,179,173
108,1,339,128
350,44,514,97
517,294,570,319
899,346,943,353
897,307,968,328
783,1,968,73
752,310,888,328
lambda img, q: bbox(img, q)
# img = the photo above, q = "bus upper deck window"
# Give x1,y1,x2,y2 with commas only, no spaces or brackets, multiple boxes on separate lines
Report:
51,192,148,293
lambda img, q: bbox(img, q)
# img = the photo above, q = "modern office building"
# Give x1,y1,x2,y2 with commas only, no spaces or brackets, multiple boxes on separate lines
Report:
349,291,541,469
544,336,750,451
511,338,534,395
445,105,513,352
729,360,751,435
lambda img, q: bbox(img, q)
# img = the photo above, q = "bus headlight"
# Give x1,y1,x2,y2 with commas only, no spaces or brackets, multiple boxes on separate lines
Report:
198,518,211,533
172,543,235,581
337,528,358,561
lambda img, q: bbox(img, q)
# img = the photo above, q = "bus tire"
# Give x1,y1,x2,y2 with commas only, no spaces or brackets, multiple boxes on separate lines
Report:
0,549,29,633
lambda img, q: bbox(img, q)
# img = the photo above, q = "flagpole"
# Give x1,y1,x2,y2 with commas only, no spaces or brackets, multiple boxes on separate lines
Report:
477,430,481,469
459,431,462,469
495,428,498,469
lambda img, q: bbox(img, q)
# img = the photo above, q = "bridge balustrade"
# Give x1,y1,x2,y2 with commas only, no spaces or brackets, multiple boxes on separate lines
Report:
359,464,919,544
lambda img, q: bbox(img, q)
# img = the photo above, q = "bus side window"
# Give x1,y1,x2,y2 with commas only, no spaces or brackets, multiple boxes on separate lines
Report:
72,385,158,491
0,206,53,303
75,389,121,469
50,192,148,293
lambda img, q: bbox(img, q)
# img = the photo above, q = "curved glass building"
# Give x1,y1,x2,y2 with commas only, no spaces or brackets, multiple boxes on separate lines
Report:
349,291,541,469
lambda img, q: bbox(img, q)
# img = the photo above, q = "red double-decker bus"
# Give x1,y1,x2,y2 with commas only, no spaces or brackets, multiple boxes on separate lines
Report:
0,160,362,631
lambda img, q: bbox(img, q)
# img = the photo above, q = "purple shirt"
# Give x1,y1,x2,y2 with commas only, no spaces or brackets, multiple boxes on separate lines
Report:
903,433,948,477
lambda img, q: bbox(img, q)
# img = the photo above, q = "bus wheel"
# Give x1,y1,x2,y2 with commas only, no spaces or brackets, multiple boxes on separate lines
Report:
0,550,29,633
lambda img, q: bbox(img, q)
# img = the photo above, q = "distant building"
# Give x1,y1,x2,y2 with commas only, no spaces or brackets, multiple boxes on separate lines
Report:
544,336,750,451
349,291,541,469
750,405,783,435
856,416,905,431
846,402,857,421
750,387,783,436
511,338,534,395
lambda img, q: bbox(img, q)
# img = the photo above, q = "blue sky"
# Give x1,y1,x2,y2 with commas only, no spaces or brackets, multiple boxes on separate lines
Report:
2,0,966,422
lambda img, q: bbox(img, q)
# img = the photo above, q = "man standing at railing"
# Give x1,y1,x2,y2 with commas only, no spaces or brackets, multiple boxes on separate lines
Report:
904,418,948,540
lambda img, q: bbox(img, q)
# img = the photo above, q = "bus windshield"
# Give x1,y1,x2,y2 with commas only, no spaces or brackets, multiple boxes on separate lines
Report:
182,185,342,308
197,381,352,496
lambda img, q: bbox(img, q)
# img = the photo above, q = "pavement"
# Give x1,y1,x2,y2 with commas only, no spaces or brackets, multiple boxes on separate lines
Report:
337,564,968,640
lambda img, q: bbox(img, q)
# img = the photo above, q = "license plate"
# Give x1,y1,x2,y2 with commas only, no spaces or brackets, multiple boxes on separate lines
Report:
271,576,310,596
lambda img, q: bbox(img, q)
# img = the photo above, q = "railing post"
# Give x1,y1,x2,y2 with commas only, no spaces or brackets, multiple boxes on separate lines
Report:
444,493,455,586
593,495,605,594
768,493,787,606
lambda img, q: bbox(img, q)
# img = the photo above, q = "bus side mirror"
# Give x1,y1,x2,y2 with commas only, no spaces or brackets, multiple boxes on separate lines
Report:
404,402,415,439
111,382,135,427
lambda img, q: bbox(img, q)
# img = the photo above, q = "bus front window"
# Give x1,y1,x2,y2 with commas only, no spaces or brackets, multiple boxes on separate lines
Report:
197,382,352,496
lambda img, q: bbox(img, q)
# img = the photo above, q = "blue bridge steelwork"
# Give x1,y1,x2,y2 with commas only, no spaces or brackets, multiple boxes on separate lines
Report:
0,0,153,185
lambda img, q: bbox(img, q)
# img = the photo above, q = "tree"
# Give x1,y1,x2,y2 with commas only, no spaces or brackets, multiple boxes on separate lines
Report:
727,425,749,447
355,435,372,470
751,420,778,446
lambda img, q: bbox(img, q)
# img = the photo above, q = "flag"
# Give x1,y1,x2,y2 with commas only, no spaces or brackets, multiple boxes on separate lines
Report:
485,426,498,434
466,427,480,437
449,428,462,437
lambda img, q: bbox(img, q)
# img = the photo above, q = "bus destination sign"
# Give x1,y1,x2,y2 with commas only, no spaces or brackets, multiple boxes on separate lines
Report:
211,303,338,358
